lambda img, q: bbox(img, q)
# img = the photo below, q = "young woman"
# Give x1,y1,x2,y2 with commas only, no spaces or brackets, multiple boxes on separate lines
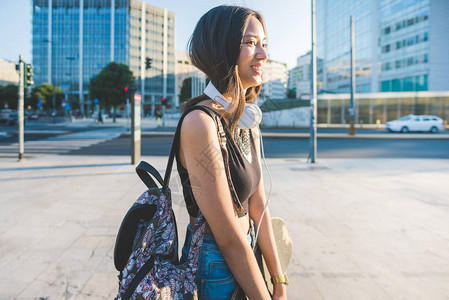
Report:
176,5,288,299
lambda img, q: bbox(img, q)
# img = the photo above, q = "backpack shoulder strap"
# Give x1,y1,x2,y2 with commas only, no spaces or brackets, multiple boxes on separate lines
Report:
135,161,164,189
162,105,224,190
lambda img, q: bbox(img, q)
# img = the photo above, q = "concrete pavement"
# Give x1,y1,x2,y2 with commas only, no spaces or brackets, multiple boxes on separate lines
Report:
1,152,449,299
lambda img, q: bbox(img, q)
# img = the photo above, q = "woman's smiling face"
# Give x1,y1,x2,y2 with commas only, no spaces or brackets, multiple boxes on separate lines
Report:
237,16,268,91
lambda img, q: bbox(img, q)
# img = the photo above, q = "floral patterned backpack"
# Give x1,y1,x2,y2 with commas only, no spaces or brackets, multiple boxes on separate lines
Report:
114,106,225,300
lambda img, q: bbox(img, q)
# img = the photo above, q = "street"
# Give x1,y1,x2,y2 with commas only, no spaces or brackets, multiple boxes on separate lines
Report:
68,135,449,159
1,123,448,159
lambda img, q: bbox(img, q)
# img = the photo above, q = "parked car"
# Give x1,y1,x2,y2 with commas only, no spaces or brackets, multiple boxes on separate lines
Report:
386,114,444,133
0,109,12,124
27,113,39,120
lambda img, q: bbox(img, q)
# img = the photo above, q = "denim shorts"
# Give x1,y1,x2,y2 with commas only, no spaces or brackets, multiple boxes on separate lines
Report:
180,225,253,299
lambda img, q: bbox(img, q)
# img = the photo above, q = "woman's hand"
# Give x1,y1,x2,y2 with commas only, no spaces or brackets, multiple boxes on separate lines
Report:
272,283,287,299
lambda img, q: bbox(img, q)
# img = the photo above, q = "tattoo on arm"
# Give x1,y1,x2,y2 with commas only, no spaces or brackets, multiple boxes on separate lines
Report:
194,143,224,182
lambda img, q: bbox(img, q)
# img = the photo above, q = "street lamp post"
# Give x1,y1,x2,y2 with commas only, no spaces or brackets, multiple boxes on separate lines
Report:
349,16,356,135
18,56,25,161
309,0,318,163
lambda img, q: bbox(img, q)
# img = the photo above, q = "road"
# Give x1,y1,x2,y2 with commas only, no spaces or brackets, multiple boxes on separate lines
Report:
61,135,447,158
1,123,448,158
0,127,124,156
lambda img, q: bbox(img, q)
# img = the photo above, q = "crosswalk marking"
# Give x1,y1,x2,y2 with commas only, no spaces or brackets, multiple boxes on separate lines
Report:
0,129,124,154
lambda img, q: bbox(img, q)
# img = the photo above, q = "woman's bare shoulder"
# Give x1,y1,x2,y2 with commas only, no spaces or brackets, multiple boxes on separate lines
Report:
179,109,221,161
181,108,217,136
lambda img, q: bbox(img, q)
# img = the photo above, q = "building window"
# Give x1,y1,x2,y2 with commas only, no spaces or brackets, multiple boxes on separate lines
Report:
381,80,391,92
392,79,401,92
382,62,391,71
416,74,428,91
403,77,415,92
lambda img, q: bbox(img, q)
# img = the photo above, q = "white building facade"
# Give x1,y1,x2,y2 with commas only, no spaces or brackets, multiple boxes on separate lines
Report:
260,59,288,101
288,52,311,98
288,52,323,98
175,50,206,107
0,59,19,86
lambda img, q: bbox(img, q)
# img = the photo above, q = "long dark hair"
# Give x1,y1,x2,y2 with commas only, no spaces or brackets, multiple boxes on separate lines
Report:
183,5,266,133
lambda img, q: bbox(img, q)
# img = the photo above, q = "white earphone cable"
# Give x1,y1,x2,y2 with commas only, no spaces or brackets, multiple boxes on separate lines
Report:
252,126,273,250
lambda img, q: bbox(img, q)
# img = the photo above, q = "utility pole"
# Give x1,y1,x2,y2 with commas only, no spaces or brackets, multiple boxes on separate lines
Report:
349,15,356,135
308,0,317,163
18,56,25,161
131,90,141,165
17,57,33,161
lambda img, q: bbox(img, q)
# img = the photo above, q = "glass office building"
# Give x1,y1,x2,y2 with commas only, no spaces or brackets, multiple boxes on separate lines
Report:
378,0,430,92
317,0,449,93
32,0,175,116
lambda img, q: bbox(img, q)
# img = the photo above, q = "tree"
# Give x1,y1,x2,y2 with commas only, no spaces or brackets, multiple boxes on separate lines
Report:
179,77,192,104
179,77,210,104
0,85,18,110
29,83,64,110
287,88,296,99
89,62,135,122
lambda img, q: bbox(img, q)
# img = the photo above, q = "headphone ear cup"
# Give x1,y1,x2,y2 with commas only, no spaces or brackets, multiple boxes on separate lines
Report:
253,104,262,125
237,103,262,129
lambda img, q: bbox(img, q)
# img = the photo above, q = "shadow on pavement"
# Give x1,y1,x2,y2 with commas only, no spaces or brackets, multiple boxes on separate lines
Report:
0,170,134,182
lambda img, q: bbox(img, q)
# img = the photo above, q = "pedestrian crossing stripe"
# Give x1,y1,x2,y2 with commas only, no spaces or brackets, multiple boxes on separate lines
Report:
0,129,123,154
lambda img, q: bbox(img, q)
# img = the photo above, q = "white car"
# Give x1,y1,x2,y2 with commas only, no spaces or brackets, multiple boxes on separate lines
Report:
386,114,444,133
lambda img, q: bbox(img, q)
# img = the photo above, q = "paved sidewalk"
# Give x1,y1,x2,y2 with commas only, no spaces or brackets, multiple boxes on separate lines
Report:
1,154,449,299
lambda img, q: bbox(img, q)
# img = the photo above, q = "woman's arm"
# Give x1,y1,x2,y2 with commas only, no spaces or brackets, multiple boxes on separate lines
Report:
180,110,270,300
249,128,288,299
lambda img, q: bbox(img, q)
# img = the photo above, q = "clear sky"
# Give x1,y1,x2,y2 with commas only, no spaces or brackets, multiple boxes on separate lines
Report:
0,0,311,69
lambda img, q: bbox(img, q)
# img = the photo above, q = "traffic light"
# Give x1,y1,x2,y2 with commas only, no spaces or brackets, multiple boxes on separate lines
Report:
145,57,152,70
161,98,166,106
25,63,34,86
124,86,128,92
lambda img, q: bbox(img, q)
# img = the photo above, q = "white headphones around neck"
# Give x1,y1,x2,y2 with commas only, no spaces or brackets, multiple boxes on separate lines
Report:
204,81,262,129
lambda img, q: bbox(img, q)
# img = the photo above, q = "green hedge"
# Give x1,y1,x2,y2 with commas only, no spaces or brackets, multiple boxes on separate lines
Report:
259,98,309,112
